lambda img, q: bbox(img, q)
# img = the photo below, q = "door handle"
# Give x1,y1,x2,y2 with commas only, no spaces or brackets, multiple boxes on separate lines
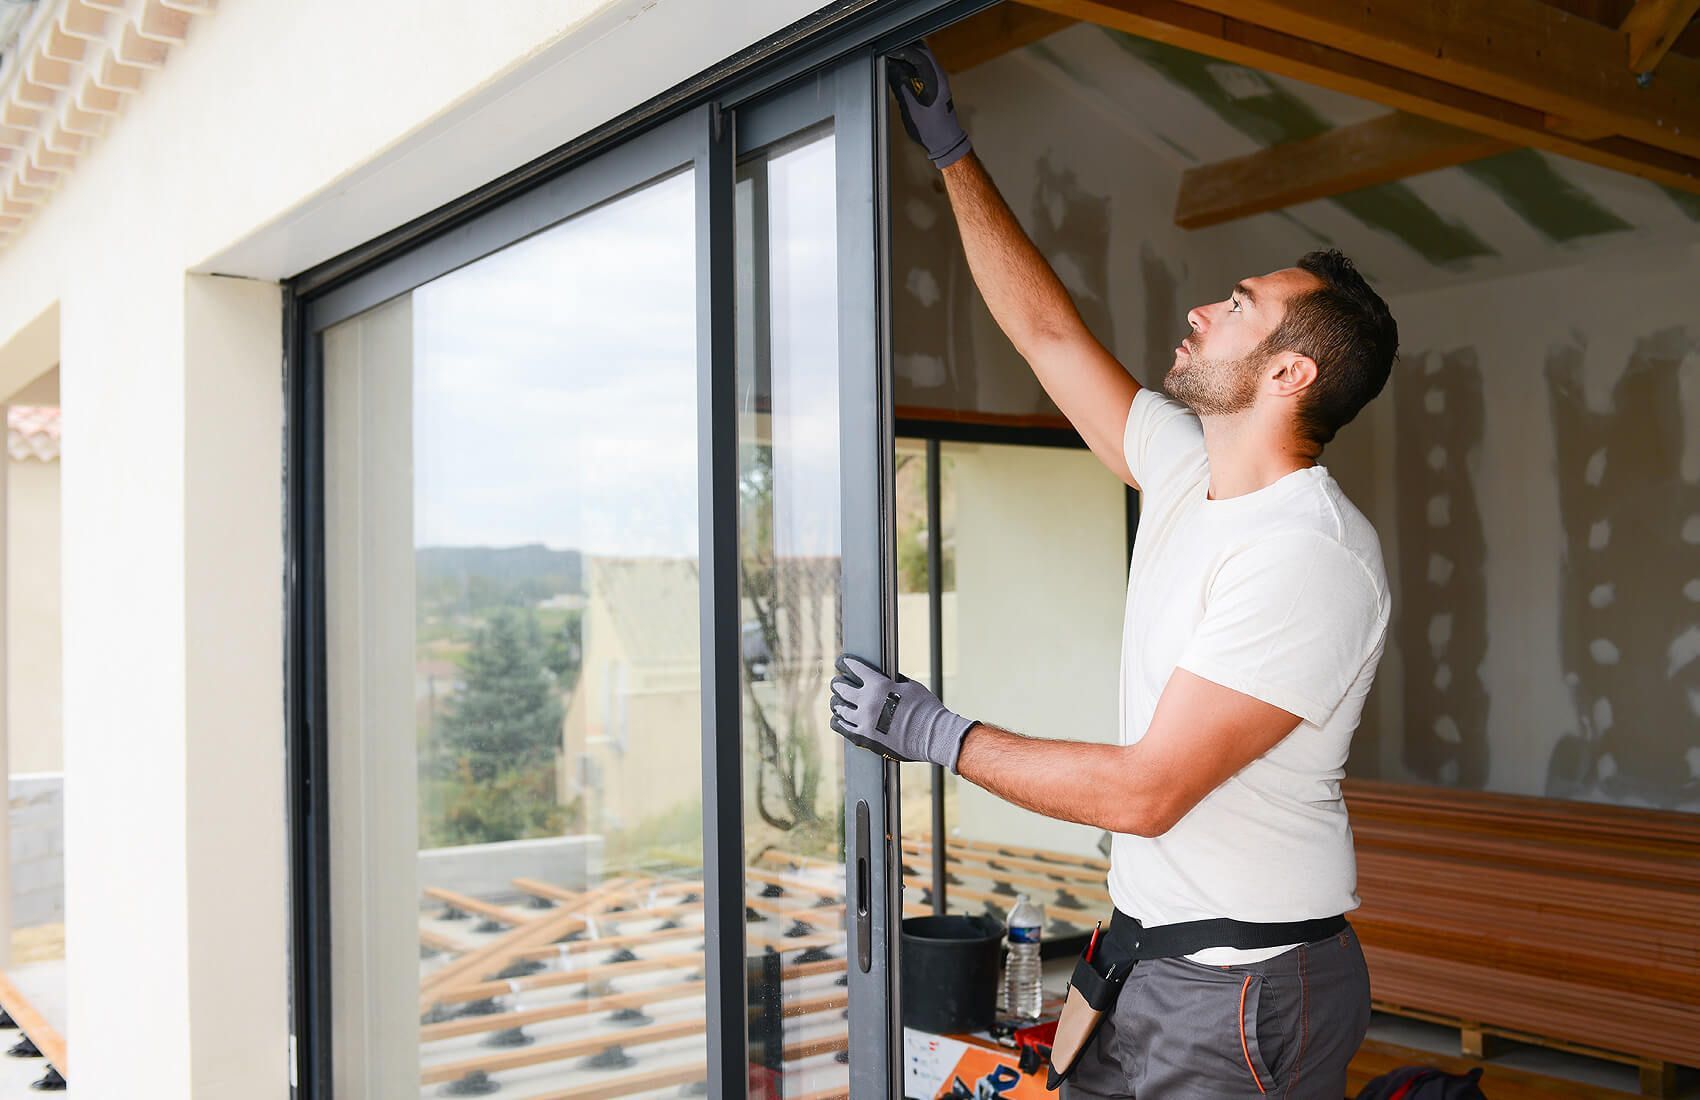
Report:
854,798,872,972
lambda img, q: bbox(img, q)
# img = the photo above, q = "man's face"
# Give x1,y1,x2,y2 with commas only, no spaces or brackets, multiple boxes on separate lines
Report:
1165,267,1321,416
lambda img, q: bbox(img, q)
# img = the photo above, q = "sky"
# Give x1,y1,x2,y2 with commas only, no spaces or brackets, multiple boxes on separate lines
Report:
391,133,842,560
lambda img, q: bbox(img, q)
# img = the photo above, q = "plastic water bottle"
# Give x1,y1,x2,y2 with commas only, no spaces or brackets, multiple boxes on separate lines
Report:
1002,894,1045,1020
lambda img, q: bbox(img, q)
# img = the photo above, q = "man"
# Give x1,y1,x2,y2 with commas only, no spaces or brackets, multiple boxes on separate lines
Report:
828,44,1399,1098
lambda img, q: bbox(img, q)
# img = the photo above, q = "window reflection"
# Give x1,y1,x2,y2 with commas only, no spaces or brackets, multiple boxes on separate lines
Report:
326,168,715,1098
736,128,859,1099
896,440,1125,942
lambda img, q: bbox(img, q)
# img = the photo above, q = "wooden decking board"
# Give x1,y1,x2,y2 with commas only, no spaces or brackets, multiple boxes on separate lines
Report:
420,877,650,1008
1347,779,1700,1081
422,975,850,1086
415,787,1700,1096
900,841,1113,899
0,968,66,1077
900,838,1109,885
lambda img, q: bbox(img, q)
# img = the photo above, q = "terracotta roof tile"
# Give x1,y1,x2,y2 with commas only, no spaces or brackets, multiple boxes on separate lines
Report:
8,406,60,462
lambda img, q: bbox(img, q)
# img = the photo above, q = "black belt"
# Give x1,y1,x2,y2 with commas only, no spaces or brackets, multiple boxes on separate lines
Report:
1102,906,1348,961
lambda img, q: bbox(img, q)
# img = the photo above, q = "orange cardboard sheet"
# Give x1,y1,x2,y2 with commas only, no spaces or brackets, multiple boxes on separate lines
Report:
903,1027,1052,1099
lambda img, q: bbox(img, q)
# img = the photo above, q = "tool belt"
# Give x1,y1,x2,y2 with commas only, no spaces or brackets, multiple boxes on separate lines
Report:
1045,908,1349,1091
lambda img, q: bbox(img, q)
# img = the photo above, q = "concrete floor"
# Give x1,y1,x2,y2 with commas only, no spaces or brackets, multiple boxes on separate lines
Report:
0,1046,63,1096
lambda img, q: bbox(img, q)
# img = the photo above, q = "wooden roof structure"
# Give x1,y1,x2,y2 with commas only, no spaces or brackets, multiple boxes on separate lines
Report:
933,0,1700,240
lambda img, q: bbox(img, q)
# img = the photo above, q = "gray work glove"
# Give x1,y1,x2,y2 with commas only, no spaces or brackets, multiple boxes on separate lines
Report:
886,43,972,169
829,653,978,773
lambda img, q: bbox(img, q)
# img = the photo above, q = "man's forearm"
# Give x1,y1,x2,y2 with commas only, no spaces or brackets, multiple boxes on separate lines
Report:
954,723,1166,837
940,153,1086,356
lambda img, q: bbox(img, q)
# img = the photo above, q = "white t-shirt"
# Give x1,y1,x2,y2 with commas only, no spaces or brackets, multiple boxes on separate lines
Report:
1109,388,1391,965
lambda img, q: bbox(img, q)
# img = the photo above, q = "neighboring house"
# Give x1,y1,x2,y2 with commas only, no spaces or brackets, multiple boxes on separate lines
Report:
561,555,705,849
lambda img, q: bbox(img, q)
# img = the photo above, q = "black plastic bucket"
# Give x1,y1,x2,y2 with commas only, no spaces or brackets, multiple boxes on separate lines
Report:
899,913,1006,1034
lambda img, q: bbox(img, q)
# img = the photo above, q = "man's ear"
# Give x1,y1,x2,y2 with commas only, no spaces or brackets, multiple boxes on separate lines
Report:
1268,353,1318,396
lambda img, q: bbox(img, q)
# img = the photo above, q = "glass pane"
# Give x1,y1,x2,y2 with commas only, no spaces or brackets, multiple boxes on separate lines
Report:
895,442,956,912
735,125,860,1099
323,168,712,1098
897,441,1125,944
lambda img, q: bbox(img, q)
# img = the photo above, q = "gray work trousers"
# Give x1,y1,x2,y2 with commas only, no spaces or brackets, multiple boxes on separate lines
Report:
1061,922,1371,1099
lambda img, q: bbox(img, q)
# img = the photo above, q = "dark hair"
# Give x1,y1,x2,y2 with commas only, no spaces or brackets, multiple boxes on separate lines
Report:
1255,249,1398,447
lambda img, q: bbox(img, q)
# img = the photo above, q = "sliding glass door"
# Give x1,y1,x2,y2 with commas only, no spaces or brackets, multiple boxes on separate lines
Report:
291,52,901,1100
311,116,716,1100
732,54,903,1100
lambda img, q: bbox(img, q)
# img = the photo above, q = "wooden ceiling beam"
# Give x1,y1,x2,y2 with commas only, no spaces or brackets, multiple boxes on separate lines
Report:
1621,0,1700,73
1174,112,1509,229
1542,113,1616,142
929,4,1076,73
1015,0,1700,195
1168,0,1700,162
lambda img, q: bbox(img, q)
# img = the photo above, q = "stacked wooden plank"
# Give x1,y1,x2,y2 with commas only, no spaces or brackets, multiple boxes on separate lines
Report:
1344,778,1700,1096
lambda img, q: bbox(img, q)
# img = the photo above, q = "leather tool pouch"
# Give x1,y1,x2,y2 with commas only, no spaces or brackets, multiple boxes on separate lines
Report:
1044,947,1129,1091
1041,908,1349,1091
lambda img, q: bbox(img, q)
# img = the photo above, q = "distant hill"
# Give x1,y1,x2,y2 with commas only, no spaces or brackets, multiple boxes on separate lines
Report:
416,544,583,595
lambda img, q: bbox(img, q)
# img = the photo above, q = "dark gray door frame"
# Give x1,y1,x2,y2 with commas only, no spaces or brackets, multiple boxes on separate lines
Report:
730,50,906,1095
290,108,712,1100
283,4,1005,1097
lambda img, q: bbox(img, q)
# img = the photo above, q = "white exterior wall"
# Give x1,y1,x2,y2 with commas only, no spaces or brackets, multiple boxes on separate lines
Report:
6,455,60,775
0,0,831,1093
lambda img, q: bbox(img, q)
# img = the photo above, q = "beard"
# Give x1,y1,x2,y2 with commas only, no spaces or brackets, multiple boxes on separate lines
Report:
1164,341,1261,416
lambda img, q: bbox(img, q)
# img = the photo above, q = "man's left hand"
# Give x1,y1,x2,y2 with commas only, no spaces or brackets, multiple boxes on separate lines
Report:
828,653,977,772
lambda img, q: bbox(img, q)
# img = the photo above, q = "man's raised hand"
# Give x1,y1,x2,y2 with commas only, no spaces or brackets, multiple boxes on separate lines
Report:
886,42,972,169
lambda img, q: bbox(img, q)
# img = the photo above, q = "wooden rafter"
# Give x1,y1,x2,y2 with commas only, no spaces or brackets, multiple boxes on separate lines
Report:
1011,0,1700,195
1168,0,1700,159
1174,112,1510,229
1621,0,1700,72
929,2,1076,72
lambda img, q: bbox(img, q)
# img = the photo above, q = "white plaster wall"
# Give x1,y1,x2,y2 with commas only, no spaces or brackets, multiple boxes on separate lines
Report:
181,273,287,1095
54,267,287,1094
948,444,1127,862
1385,244,1700,806
6,456,60,775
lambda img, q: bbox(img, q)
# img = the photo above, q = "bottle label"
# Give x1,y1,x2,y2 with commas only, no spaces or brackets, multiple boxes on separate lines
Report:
1008,926,1042,944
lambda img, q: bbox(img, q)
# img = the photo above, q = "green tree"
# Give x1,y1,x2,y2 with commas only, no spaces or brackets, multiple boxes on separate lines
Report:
542,610,584,694
438,609,564,778
424,608,566,845
426,759,571,847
